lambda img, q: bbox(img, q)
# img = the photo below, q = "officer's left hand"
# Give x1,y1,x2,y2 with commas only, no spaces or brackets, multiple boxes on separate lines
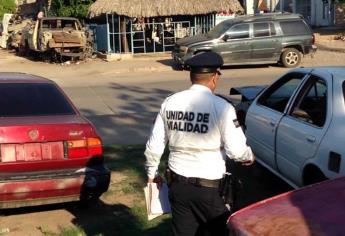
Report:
148,175,164,189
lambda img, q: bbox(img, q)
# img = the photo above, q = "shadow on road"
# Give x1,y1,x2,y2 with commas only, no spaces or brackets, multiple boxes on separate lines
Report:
157,59,184,71
80,83,173,145
222,64,276,70
157,58,278,72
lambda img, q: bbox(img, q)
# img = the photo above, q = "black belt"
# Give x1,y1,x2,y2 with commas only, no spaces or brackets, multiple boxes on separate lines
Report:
171,172,220,188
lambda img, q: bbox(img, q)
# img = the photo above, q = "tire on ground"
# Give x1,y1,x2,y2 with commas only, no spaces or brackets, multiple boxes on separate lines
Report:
280,48,302,68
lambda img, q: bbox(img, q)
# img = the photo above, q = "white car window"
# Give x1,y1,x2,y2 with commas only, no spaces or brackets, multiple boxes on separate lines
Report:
291,77,327,127
258,73,305,113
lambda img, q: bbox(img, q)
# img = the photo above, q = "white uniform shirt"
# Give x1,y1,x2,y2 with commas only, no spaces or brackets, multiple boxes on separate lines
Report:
145,84,254,180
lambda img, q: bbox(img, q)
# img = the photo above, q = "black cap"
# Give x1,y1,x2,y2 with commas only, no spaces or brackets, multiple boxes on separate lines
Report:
185,52,224,73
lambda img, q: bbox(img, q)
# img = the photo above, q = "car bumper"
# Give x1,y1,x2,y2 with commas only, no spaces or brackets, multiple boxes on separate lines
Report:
305,44,317,55
0,165,110,208
172,50,194,65
312,44,318,52
172,51,185,65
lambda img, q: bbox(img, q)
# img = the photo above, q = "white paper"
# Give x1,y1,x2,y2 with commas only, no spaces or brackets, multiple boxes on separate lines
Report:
144,182,171,221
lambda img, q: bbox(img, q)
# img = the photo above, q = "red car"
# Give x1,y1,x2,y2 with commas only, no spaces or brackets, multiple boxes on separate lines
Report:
0,72,110,208
227,176,345,235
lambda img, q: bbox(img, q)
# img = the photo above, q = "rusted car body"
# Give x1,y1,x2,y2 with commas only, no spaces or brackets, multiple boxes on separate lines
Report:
8,17,93,60
0,14,13,49
227,177,345,235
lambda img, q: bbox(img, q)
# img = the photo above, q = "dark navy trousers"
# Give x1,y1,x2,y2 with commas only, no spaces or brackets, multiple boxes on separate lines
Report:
169,181,230,236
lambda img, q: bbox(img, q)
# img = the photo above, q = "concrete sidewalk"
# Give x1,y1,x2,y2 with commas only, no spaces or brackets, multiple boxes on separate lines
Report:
314,27,345,53
100,52,175,74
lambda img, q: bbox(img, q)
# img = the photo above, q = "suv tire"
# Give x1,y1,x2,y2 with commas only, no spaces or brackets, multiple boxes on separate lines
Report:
281,48,301,68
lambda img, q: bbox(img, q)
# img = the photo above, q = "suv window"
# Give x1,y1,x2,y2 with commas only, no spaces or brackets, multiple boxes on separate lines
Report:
253,22,276,37
280,20,310,36
207,21,232,39
291,76,327,127
0,83,76,117
228,24,250,39
254,23,269,37
270,22,276,36
258,73,306,112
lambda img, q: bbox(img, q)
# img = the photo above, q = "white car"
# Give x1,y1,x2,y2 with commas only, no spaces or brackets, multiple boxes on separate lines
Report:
233,67,345,188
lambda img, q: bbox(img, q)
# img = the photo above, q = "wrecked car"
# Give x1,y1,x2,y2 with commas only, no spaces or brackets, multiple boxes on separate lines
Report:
9,16,93,60
0,13,13,49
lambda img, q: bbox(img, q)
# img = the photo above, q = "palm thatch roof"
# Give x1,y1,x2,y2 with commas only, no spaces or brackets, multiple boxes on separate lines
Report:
88,0,244,18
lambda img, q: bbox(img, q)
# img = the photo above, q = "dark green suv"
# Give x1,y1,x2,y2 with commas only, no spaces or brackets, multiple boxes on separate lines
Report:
172,13,317,68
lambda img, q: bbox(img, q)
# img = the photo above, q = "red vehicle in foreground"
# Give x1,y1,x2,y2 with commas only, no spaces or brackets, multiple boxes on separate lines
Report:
0,72,110,208
227,176,345,235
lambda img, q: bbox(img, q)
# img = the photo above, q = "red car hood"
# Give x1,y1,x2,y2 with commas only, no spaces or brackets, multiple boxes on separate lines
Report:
228,177,345,235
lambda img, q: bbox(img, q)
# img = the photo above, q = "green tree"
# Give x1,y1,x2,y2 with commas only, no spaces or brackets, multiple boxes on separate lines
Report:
0,0,16,20
49,0,94,19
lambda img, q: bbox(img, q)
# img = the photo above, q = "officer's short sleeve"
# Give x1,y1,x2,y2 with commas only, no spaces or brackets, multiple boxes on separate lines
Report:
144,101,168,179
219,103,254,162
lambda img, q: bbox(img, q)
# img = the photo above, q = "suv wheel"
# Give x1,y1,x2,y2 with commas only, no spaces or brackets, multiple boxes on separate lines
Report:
281,48,301,68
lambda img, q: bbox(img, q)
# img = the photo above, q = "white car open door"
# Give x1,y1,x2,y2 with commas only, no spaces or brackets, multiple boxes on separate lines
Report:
246,72,308,171
276,72,332,186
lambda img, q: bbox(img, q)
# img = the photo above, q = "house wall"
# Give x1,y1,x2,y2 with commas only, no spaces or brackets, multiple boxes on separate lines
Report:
98,14,215,54
335,3,345,26
246,0,255,14
246,0,335,26
312,0,334,26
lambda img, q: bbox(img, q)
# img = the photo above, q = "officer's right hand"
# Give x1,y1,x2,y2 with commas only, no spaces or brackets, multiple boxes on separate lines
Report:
242,155,255,166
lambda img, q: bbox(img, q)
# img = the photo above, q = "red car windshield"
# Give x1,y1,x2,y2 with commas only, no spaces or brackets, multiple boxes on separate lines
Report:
0,83,76,117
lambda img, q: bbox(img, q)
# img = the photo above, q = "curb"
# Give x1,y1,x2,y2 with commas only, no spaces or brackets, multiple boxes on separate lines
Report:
99,62,176,75
316,43,345,53
111,65,175,74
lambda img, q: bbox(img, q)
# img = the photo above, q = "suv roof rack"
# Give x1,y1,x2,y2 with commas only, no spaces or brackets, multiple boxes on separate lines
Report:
235,12,303,23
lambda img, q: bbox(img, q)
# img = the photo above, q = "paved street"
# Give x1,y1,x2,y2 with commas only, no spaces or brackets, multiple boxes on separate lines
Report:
65,68,285,145
1,49,345,144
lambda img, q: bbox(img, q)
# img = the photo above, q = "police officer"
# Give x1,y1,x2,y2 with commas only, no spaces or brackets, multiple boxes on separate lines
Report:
144,52,255,236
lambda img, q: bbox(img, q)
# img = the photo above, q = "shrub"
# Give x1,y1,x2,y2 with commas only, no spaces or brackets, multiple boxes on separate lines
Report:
0,0,16,20
48,0,94,19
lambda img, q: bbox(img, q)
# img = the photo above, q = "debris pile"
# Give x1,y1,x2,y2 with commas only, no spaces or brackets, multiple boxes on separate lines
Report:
335,33,345,41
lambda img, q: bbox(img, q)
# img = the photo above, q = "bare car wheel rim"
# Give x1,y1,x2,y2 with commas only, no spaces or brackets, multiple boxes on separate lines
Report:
285,52,299,65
